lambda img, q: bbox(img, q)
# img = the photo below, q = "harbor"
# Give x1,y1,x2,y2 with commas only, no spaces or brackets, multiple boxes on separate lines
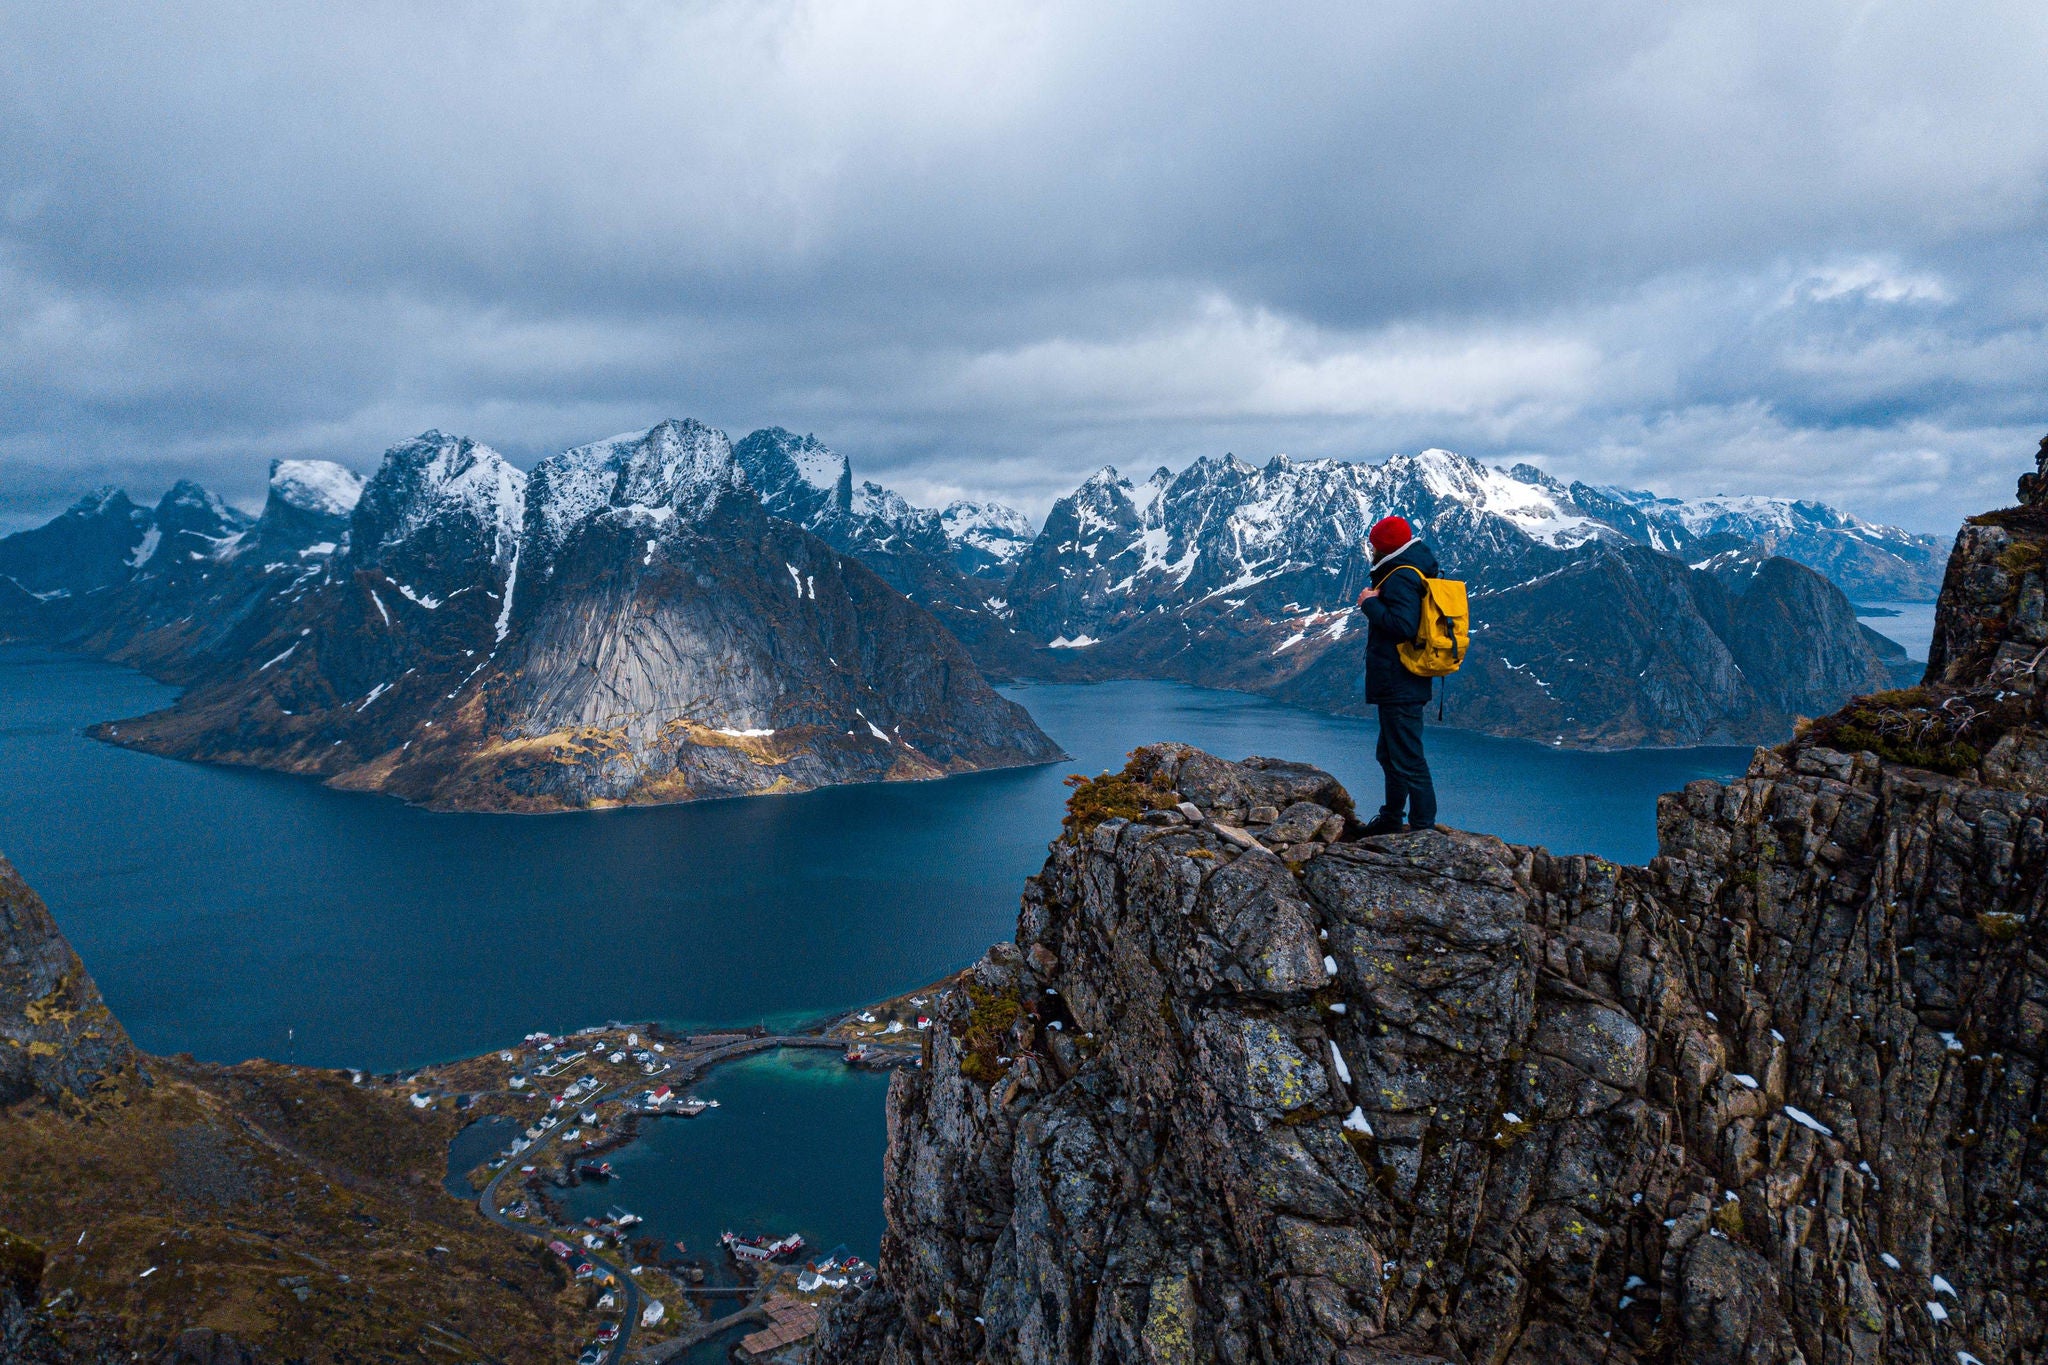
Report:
405,980,952,1363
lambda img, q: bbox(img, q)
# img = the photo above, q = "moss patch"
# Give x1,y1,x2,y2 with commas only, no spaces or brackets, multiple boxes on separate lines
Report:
958,982,1027,1084
1061,755,1181,835
1805,687,2009,776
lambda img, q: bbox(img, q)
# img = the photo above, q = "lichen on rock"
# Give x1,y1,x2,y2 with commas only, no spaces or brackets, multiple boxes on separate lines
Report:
0,857,145,1114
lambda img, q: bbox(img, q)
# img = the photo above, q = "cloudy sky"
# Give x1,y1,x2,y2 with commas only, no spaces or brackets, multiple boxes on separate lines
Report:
3,1,2045,533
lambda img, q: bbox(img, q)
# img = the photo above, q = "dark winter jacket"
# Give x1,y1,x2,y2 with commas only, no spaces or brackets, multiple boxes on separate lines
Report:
1358,539,1439,705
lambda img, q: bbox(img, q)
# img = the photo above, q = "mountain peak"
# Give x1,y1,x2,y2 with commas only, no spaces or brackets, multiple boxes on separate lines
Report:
269,459,366,518
732,426,854,522
352,431,526,577
67,486,138,519
615,418,743,514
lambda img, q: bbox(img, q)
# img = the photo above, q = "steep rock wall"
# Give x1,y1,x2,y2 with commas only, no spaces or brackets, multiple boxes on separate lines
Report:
816,446,2048,1365
0,856,145,1114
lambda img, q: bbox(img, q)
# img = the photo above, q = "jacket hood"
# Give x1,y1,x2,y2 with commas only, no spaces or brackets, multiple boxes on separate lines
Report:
1371,538,1438,580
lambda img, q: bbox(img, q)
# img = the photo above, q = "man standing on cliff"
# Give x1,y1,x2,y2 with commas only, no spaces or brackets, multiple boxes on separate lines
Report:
1355,515,1440,836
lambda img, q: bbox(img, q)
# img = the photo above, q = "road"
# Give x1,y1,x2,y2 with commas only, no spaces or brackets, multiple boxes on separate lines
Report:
473,1034,911,1364
478,1083,644,1365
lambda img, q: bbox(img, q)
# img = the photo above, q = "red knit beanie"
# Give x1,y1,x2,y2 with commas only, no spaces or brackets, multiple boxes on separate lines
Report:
1368,515,1413,560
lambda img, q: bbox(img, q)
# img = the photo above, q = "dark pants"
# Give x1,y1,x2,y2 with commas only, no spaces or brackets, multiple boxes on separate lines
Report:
1375,703,1436,828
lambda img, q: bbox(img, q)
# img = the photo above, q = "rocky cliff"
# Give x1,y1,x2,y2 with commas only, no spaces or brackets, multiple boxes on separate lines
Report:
814,441,2048,1363
0,856,145,1114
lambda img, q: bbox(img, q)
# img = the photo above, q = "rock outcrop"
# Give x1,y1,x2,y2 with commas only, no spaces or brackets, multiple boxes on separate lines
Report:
815,439,2048,1364
0,856,144,1113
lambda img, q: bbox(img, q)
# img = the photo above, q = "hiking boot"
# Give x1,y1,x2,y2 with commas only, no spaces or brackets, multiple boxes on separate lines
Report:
1357,812,1407,838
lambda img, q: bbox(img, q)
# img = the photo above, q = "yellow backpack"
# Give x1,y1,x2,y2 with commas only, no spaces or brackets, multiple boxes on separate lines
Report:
1389,564,1469,677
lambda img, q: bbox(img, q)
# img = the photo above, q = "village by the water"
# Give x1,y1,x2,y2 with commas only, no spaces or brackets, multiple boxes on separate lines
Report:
375,981,946,1365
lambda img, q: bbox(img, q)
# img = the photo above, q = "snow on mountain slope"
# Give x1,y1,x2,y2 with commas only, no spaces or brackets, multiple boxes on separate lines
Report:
731,427,853,526
520,419,749,589
991,445,1903,745
1589,486,1949,599
941,499,1035,579
351,431,526,581
270,460,366,517
1005,448,1582,644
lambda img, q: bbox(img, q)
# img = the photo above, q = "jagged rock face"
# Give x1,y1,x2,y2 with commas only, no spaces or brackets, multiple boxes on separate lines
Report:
0,489,150,598
819,447,2048,1365
733,426,855,525
0,857,143,1112
728,428,1047,676
253,458,364,556
942,501,1036,581
822,742,2046,1363
350,430,524,601
432,424,1061,809
145,482,252,565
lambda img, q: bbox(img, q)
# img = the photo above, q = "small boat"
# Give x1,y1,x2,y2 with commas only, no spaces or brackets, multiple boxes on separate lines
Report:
844,1045,869,1064
720,1230,805,1263
607,1206,642,1227
576,1160,617,1180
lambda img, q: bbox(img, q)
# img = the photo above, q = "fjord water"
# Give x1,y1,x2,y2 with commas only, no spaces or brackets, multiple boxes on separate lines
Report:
0,645,1749,1070
0,645,1750,1263
1855,600,1937,663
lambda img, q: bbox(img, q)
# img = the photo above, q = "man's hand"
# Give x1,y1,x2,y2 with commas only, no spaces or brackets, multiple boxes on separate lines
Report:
1356,585,1379,607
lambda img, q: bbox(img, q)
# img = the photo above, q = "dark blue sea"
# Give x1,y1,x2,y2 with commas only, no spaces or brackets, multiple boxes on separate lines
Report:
0,645,1753,1262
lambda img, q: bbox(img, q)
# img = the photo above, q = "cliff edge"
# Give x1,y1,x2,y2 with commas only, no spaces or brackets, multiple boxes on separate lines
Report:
0,856,145,1113
815,441,2048,1363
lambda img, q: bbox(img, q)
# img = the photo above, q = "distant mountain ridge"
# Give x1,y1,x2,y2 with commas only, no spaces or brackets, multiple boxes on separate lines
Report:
987,448,1915,745
3,430,1935,752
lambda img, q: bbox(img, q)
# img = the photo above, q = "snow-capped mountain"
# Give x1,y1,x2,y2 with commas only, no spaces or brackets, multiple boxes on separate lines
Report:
0,428,1941,756
0,488,155,598
940,500,1035,580
730,427,853,526
6,423,1059,810
1005,449,1605,646
733,426,1033,595
268,459,365,520
727,427,1045,671
989,447,1907,745
1591,487,1949,600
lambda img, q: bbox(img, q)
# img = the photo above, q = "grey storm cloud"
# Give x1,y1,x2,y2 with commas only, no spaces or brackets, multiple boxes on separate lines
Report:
2,0,2045,532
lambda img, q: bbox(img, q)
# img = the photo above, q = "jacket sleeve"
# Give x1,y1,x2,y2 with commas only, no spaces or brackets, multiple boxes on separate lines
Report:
1361,567,1425,643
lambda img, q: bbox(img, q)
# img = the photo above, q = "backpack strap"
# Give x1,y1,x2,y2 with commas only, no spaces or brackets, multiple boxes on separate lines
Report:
1388,563,1429,645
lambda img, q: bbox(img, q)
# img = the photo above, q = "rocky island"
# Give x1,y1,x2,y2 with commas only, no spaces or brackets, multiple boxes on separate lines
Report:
816,441,2048,1363
0,421,1061,811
